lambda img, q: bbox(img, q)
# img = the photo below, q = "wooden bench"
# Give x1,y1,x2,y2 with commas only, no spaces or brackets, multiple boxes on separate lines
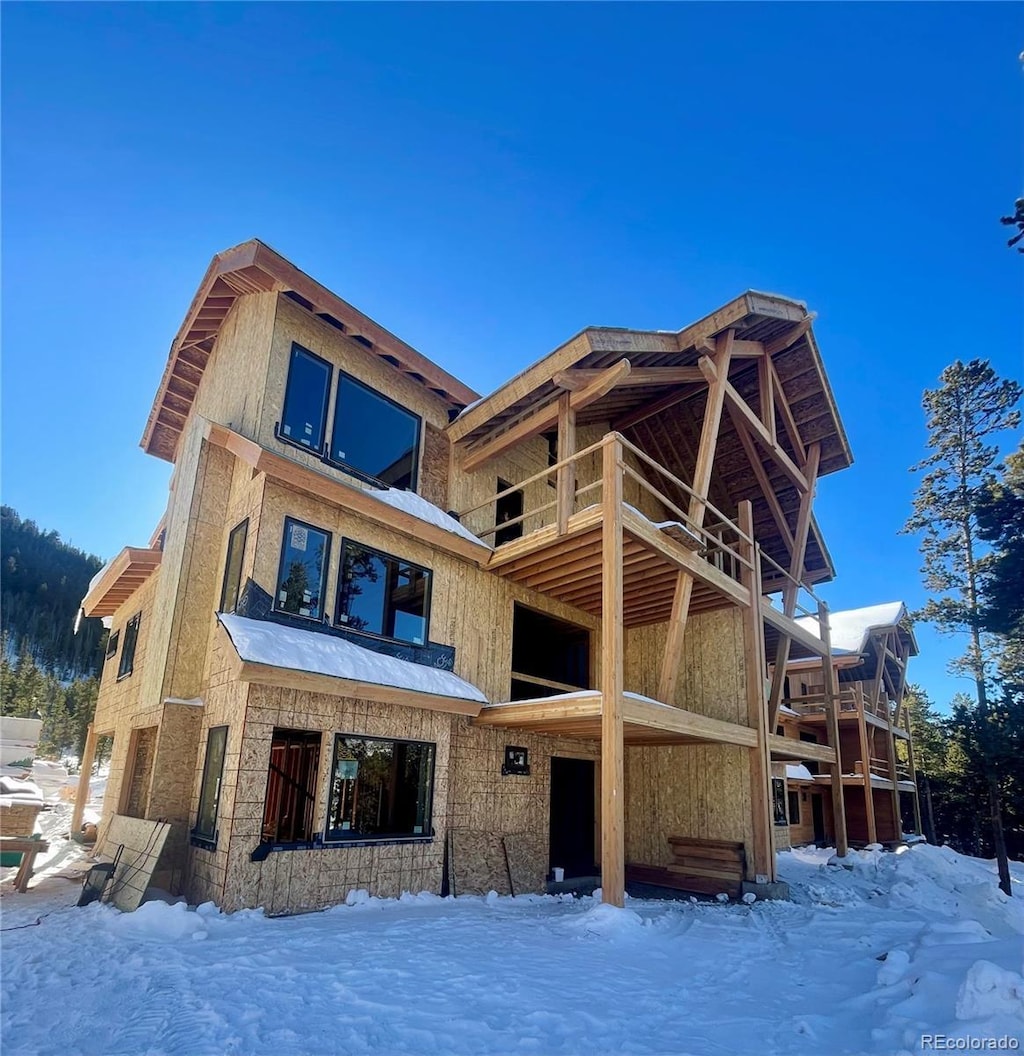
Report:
627,836,746,899
0,837,50,892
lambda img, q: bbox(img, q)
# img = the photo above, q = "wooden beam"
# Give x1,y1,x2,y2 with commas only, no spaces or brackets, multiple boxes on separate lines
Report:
764,317,813,358
461,360,631,473
760,600,829,657
722,381,809,493
657,573,695,704
235,661,483,716
857,692,878,844
70,722,97,837
612,382,704,433
758,355,776,442
601,436,625,907
818,602,848,857
622,695,759,748
767,734,836,766
556,392,576,536
739,501,774,881
731,340,765,358
554,366,704,388
769,359,806,463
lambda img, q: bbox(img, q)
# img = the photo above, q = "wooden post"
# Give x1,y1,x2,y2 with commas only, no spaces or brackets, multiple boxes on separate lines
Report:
556,392,576,536
738,501,774,881
657,330,734,703
817,602,848,858
882,634,903,842
856,697,877,844
600,435,625,907
71,722,98,836
905,721,924,836
767,442,822,728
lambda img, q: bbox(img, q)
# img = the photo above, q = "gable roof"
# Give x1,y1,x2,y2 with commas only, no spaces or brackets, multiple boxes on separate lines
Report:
142,240,480,462
796,601,918,657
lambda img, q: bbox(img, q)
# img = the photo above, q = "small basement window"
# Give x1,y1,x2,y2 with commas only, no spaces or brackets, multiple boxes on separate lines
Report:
193,726,228,845
219,519,248,613
275,517,331,621
510,603,590,700
325,734,435,842
336,541,431,645
117,613,141,681
262,728,322,843
330,373,420,490
279,344,332,452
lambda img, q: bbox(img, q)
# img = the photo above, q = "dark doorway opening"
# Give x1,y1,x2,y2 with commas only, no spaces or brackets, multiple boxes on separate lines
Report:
495,479,524,546
510,604,590,701
549,757,596,879
811,793,826,844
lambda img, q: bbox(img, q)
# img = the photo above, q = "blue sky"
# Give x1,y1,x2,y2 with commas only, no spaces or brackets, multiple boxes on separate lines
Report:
2,3,1021,708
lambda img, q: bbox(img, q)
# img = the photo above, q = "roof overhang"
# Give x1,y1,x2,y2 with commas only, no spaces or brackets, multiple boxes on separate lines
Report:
142,240,480,463
81,547,162,618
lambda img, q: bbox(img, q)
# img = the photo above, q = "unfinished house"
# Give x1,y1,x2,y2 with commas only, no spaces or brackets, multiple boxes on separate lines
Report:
770,602,921,849
79,239,857,913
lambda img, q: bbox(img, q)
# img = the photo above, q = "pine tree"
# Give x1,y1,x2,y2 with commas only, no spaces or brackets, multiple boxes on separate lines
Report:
903,359,1022,895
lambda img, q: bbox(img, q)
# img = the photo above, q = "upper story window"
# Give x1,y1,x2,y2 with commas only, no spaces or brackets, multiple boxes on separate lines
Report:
280,344,332,452
275,517,331,621
105,631,120,661
219,519,249,613
117,612,141,680
329,373,420,490
336,540,430,645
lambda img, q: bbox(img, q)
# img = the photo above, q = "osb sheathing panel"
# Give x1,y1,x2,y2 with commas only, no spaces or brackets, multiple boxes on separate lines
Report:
147,700,205,887
448,720,599,894
624,742,754,870
184,644,250,908
625,608,747,723
249,481,599,704
420,423,450,511
162,440,235,701
98,815,172,913
774,825,792,851
217,684,455,915
257,295,452,486
122,726,158,820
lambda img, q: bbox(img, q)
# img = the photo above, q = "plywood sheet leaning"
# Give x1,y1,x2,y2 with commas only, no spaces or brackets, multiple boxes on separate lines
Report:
502,832,548,895
95,814,172,912
450,828,510,896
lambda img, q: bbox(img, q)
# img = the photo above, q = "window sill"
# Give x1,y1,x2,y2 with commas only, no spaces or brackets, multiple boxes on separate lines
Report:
115,671,134,683
273,424,326,459
251,835,433,861
190,832,218,851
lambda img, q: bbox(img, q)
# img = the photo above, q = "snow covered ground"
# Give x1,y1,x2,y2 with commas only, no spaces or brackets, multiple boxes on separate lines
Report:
1,835,1021,1056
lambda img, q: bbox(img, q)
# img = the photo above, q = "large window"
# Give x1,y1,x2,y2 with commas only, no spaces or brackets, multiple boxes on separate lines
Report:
275,517,331,621
336,541,430,645
193,726,228,845
262,728,322,843
117,613,141,680
330,373,420,489
325,734,435,842
279,344,332,452
219,519,248,613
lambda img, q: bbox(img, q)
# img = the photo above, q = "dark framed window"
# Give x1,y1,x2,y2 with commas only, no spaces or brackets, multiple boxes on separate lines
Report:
279,344,332,452
105,631,120,661
275,517,330,621
329,372,420,490
193,726,228,845
219,519,249,613
117,613,141,680
495,479,524,546
772,778,787,825
335,540,431,645
787,789,801,824
325,734,435,842
262,728,321,843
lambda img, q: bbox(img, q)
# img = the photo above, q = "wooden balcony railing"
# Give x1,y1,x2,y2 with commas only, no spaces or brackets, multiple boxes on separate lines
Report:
785,686,896,723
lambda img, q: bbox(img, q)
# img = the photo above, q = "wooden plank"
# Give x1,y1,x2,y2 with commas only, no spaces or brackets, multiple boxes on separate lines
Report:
236,661,484,716
738,500,774,881
819,602,848,857
764,317,813,358
460,360,631,472
612,383,703,432
769,358,806,463
856,690,878,844
726,406,795,552
657,572,695,704
70,723,97,837
767,733,836,765
554,366,705,387
601,436,625,907
622,696,759,748
760,601,829,657
723,381,809,493
556,391,576,536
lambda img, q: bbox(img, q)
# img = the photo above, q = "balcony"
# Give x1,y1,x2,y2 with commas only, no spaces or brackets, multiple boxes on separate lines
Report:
784,684,904,730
